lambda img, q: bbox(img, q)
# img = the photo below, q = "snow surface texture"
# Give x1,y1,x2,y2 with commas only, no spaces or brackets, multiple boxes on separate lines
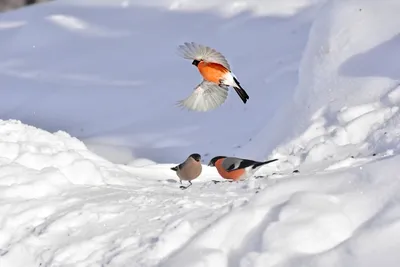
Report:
1,0,400,266
270,0,400,171
0,119,270,267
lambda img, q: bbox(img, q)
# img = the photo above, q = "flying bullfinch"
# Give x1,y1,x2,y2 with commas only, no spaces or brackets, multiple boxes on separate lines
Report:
176,42,249,112
208,156,278,181
171,153,202,189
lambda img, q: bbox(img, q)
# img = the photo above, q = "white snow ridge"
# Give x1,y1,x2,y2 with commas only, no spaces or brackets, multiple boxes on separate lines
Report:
1,0,400,266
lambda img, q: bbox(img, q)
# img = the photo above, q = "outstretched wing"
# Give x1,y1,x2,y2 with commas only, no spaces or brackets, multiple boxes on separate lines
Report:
177,80,229,112
177,42,231,71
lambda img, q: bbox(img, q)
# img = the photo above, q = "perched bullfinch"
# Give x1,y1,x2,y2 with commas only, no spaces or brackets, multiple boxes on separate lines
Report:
176,42,249,112
208,156,278,181
171,153,202,189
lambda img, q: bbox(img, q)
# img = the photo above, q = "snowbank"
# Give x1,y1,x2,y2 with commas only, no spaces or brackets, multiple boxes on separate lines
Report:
267,0,400,172
0,119,261,267
159,0,400,266
0,120,111,187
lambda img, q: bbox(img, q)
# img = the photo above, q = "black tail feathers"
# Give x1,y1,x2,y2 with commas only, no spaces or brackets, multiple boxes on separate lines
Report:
253,158,279,169
171,166,178,171
233,77,249,104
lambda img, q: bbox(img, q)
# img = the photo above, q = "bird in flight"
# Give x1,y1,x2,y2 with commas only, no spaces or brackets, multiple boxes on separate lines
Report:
176,42,249,112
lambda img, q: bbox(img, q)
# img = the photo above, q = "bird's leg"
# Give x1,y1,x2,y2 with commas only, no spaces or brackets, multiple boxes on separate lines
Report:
180,179,182,184
179,181,187,189
180,181,192,190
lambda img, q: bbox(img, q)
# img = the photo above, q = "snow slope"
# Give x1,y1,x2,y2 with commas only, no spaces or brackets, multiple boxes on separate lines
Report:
269,0,400,171
1,0,400,266
0,0,324,164
160,1,400,266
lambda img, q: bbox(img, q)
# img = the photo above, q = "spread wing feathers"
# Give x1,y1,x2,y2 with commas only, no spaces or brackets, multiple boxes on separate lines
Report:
177,80,229,112
177,42,231,71
222,157,257,172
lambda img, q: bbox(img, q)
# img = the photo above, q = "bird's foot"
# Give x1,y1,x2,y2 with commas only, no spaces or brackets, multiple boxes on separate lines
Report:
218,79,228,88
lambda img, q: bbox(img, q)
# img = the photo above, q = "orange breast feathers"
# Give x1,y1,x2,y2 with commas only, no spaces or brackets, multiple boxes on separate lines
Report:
197,61,229,84
214,159,245,181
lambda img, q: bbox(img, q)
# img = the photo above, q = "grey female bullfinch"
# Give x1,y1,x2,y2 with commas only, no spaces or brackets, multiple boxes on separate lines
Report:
171,153,202,189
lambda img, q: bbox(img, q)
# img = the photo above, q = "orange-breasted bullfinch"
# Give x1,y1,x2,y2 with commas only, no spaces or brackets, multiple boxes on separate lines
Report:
176,42,249,112
208,156,278,181
171,153,202,189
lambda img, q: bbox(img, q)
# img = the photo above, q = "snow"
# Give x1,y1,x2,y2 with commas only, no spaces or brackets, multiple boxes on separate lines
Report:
161,154,400,267
0,0,322,164
1,0,400,266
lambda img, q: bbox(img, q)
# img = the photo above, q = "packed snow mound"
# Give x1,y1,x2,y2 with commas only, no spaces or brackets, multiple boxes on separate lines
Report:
268,0,400,172
0,119,267,267
0,119,118,188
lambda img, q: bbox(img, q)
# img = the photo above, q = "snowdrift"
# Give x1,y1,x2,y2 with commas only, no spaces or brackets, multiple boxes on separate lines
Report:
0,119,269,267
268,0,400,172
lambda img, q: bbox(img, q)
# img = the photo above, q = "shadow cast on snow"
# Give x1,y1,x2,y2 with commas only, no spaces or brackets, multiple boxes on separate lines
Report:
339,33,400,81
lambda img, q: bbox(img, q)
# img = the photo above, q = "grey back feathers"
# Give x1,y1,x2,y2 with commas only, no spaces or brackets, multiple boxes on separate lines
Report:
221,157,244,171
221,157,279,172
